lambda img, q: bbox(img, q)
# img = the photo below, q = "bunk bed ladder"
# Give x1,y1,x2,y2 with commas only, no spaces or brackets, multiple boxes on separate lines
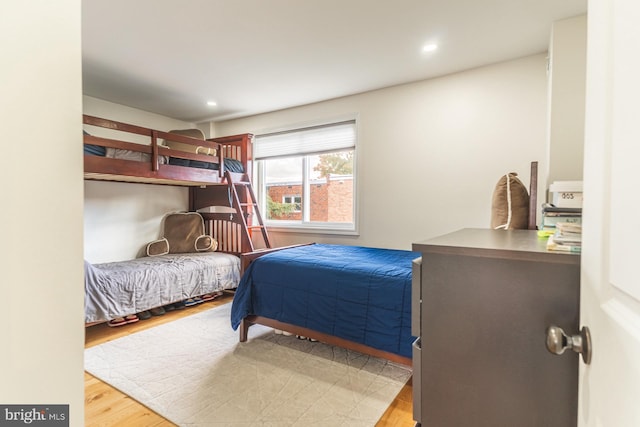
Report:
224,171,272,251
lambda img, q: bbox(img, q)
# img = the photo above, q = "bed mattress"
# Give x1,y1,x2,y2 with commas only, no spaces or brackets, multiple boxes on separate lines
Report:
168,157,245,172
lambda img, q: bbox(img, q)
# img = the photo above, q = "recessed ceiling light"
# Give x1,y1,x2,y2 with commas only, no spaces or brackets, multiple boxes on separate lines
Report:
207,100,217,106
422,44,438,53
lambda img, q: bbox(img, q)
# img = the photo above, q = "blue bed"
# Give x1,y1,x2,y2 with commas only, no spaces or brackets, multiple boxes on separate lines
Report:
230,243,419,362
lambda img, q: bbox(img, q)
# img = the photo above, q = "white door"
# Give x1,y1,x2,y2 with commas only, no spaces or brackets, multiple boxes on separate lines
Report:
580,0,640,425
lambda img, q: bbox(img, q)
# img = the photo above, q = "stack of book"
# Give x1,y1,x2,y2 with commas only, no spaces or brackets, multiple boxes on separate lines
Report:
538,203,582,237
547,222,582,253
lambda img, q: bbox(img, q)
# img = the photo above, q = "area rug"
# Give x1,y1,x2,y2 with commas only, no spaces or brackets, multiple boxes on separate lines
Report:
84,304,412,426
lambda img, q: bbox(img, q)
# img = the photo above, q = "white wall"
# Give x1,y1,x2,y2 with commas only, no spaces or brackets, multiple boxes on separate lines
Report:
0,1,84,425
213,54,548,249
547,15,587,186
83,96,194,263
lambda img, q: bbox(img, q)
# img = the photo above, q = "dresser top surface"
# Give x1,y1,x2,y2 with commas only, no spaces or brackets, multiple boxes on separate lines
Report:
413,228,580,264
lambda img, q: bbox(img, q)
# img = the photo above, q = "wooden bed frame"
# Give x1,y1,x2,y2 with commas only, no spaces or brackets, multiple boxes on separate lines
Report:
528,161,538,230
83,114,252,187
239,314,412,366
83,114,257,255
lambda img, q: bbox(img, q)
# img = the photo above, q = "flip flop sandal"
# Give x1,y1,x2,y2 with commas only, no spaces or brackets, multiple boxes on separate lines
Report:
200,294,216,302
137,310,151,320
184,297,203,307
172,301,186,310
124,314,139,324
107,318,127,327
149,307,165,316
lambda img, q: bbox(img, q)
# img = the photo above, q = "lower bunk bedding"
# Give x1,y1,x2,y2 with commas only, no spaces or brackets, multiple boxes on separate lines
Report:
85,252,240,324
230,243,420,363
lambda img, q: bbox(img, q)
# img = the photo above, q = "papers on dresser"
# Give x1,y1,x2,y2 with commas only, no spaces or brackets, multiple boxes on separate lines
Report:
546,221,582,253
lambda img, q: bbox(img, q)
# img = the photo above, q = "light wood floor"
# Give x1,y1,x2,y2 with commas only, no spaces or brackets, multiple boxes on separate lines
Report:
84,294,414,426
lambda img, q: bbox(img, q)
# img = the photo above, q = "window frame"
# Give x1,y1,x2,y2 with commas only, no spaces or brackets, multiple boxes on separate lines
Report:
253,119,358,235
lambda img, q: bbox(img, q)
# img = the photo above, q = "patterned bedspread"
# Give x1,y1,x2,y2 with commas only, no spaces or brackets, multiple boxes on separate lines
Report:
85,252,240,323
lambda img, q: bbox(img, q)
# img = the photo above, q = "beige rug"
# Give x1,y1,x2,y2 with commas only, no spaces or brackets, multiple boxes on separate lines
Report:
84,304,411,426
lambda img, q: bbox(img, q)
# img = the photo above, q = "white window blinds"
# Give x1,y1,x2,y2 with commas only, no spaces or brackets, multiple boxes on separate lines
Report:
254,120,356,160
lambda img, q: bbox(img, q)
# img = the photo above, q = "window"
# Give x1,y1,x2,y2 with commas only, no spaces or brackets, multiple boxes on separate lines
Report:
254,120,356,233
282,195,302,212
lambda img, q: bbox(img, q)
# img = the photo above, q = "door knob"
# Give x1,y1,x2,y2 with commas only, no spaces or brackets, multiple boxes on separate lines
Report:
545,325,592,364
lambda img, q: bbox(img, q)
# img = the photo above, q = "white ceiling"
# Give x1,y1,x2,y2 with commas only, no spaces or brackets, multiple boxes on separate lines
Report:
82,0,587,123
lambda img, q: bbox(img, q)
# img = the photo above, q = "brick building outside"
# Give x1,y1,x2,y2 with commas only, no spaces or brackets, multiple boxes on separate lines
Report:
267,175,353,223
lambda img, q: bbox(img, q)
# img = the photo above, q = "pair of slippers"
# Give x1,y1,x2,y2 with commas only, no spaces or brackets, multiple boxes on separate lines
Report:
137,307,166,320
184,297,204,307
107,314,139,327
106,292,224,327
201,291,224,302
108,305,166,326
164,301,186,311
274,329,318,342
184,291,221,306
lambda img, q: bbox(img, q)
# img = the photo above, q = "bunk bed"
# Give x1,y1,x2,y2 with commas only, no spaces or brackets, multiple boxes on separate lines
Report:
83,115,259,325
83,114,258,254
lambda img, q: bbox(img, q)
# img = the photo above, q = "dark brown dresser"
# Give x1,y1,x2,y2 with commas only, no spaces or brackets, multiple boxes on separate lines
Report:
412,228,580,427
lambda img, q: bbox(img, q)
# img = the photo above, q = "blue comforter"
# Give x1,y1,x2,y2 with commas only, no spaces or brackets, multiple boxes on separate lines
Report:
230,243,420,358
